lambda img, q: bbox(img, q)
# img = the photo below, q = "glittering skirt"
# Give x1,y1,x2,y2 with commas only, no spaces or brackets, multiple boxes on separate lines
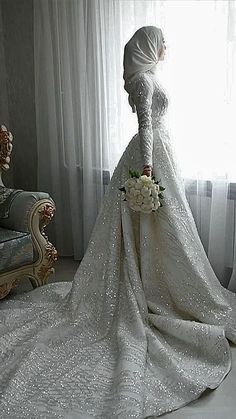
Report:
0,124,236,418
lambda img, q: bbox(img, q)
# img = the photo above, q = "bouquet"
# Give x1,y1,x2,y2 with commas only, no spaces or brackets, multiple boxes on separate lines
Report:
119,169,165,214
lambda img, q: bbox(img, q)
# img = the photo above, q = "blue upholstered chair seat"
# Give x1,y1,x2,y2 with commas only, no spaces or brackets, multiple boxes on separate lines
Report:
0,227,33,274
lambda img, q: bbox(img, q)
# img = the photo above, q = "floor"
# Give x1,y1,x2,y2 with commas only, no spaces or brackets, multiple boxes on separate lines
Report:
10,257,236,418
11,256,80,295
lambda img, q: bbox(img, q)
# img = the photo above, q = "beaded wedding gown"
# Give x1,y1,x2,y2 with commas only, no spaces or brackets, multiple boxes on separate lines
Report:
0,71,236,418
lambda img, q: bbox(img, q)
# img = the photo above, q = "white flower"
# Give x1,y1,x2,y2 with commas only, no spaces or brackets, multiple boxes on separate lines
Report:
141,187,151,197
129,195,140,205
135,195,143,205
155,195,160,203
124,178,136,188
129,194,138,204
140,175,153,187
140,203,152,213
153,199,161,210
122,172,164,213
143,196,152,204
134,179,143,190
129,187,136,196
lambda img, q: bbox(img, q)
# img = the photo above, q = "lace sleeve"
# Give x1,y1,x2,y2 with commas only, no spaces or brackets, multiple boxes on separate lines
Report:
131,74,154,167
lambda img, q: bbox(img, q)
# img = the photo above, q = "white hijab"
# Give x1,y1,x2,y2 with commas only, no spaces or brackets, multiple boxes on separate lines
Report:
123,26,164,112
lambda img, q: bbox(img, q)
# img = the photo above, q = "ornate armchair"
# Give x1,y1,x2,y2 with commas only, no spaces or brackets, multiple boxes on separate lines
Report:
0,125,57,299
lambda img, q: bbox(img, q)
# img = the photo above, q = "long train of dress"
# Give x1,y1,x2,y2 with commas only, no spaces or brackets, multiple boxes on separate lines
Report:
0,75,236,418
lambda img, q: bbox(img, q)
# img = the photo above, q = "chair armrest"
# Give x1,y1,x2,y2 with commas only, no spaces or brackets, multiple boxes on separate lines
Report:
0,191,53,233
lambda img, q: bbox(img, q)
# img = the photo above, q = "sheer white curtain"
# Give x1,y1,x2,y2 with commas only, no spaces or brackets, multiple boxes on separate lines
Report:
34,0,236,288
34,0,136,260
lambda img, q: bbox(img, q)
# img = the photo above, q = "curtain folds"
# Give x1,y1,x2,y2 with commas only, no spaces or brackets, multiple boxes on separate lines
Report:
34,0,236,288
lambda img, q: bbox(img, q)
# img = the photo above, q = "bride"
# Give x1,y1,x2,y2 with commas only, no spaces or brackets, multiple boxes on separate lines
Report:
0,26,236,418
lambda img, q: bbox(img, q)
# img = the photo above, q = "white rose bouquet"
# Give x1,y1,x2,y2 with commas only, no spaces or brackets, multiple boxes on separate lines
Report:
119,169,165,214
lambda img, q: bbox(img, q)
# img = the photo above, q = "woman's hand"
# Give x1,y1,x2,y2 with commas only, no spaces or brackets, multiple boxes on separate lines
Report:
142,165,153,177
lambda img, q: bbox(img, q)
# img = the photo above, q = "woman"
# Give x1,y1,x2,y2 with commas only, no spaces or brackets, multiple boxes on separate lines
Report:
0,26,236,418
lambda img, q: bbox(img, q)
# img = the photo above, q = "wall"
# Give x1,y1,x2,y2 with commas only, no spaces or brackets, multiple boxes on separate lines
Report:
0,0,37,190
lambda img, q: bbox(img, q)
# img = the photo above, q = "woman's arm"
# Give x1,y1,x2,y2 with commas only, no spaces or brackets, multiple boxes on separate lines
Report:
131,74,154,176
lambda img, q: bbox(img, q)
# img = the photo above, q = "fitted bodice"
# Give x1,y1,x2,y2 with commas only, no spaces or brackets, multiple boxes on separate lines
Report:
125,71,169,166
150,74,169,128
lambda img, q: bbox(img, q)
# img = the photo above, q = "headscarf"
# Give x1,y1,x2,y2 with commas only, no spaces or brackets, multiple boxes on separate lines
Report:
123,26,164,112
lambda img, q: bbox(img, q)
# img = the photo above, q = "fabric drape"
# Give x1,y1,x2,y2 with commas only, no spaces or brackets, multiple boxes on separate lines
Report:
1,70,236,418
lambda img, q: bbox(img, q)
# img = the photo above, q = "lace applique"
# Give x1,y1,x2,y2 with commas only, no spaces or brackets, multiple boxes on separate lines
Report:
127,73,168,167
131,75,154,167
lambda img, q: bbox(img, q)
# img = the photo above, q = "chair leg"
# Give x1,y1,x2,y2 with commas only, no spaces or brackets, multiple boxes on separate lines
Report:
0,278,20,299
29,242,57,289
28,200,58,289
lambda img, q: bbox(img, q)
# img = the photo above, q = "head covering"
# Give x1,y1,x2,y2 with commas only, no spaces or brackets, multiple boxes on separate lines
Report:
123,26,164,112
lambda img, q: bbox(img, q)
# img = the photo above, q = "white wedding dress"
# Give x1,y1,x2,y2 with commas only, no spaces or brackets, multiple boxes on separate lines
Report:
0,71,236,418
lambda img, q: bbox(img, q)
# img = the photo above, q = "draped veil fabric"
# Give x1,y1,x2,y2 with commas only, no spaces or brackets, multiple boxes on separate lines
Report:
123,26,163,113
